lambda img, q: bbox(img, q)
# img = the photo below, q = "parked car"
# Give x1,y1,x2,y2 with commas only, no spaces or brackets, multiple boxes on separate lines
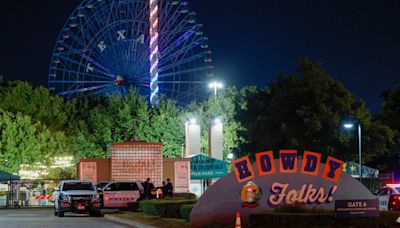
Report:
97,181,144,208
376,184,400,211
53,180,101,217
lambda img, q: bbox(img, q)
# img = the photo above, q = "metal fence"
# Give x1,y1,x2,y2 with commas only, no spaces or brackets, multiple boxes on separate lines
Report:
0,179,62,208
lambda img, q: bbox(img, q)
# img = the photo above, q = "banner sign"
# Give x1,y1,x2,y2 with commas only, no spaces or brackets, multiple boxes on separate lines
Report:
80,162,97,185
342,161,379,178
174,161,190,193
190,154,231,179
335,199,379,217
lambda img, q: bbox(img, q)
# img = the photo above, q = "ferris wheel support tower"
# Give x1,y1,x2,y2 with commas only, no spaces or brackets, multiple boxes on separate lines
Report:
149,0,159,105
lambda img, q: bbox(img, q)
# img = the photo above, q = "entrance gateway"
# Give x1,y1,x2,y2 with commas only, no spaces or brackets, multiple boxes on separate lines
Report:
190,150,378,227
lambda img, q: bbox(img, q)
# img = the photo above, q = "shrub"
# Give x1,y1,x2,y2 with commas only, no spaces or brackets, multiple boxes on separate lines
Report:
140,199,197,218
127,202,141,212
172,193,197,200
180,204,194,222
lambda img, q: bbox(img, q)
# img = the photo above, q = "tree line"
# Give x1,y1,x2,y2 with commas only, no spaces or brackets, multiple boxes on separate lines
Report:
0,58,399,175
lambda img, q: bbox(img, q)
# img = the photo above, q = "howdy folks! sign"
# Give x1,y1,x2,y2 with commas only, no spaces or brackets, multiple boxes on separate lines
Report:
233,150,342,207
190,150,376,228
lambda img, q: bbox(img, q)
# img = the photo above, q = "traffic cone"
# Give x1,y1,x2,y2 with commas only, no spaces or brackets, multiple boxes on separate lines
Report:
235,212,241,228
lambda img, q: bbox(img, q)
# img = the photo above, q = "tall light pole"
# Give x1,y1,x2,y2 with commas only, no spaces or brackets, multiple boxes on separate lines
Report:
208,81,223,97
185,118,200,157
343,122,362,182
208,117,223,161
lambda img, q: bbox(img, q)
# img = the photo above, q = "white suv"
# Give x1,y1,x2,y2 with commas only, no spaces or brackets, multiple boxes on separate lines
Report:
97,181,144,208
53,180,101,217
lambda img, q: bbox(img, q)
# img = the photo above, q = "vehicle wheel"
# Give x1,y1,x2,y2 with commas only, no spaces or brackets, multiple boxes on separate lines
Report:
58,211,64,217
89,211,101,217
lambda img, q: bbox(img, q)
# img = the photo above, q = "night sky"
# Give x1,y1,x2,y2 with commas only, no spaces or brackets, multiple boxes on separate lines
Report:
0,0,399,112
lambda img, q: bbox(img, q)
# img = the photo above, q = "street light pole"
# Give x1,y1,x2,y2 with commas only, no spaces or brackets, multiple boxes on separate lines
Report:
343,121,363,182
358,123,362,182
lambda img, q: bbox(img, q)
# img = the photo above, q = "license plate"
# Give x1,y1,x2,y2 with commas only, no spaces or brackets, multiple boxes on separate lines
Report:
77,205,85,210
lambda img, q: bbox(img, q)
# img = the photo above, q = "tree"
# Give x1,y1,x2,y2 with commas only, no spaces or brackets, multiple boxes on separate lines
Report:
65,90,186,158
374,85,400,171
0,80,67,131
185,87,246,159
0,109,69,173
381,85,400,130
239,58,380,162
147,98,185,157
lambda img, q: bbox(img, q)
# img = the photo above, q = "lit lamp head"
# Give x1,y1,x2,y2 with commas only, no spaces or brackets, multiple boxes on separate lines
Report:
343,123,355,129
189,118,197,125
208,81,223,89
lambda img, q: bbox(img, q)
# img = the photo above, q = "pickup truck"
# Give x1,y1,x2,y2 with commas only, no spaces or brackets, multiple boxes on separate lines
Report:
53,180,101,217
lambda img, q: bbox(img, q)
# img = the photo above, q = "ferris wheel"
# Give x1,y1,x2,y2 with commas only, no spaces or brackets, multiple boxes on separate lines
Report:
48,0,214,104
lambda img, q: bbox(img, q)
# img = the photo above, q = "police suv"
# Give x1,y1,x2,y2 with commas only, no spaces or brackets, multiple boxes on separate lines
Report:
53,180,101,217
96,181,144,208
376,184,400,211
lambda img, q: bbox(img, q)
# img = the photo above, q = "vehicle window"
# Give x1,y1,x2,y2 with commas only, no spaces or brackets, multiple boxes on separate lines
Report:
376,188,388,196
119,183,139,191
382,188,390,195
106,183,139,191
106,183,119,191
62,182,94,191
375,189,383,196
96,182,109,189
395,188,400,193
388,189,393,195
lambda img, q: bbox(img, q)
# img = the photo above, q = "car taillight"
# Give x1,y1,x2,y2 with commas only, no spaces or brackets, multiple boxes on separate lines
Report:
389,195,400,208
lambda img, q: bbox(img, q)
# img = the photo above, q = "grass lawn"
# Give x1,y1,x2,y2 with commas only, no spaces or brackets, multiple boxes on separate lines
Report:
113,211,189,228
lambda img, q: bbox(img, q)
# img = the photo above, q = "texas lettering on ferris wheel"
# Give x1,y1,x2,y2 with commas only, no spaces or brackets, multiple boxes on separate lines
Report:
232,150,344,207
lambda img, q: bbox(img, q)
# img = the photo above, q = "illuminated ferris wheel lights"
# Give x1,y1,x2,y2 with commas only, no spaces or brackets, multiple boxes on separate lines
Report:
49,0,213,104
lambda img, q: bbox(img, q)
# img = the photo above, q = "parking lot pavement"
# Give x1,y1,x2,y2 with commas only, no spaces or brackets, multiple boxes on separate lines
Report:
0,208,131,228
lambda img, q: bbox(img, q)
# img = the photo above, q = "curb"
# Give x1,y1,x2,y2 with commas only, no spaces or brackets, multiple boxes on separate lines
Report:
104,214,157,228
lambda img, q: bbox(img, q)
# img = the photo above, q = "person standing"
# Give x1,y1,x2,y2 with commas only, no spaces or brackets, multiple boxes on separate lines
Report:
164,178,173,197
142,178,153,199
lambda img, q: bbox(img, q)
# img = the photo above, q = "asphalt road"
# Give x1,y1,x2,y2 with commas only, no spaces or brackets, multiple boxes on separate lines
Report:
0,208,130,228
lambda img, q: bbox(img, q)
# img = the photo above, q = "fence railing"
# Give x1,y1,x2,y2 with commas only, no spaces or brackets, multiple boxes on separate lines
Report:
0,179,62,208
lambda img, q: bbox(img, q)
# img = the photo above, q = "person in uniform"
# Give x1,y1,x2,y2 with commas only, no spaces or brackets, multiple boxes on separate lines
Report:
164,178,173,197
